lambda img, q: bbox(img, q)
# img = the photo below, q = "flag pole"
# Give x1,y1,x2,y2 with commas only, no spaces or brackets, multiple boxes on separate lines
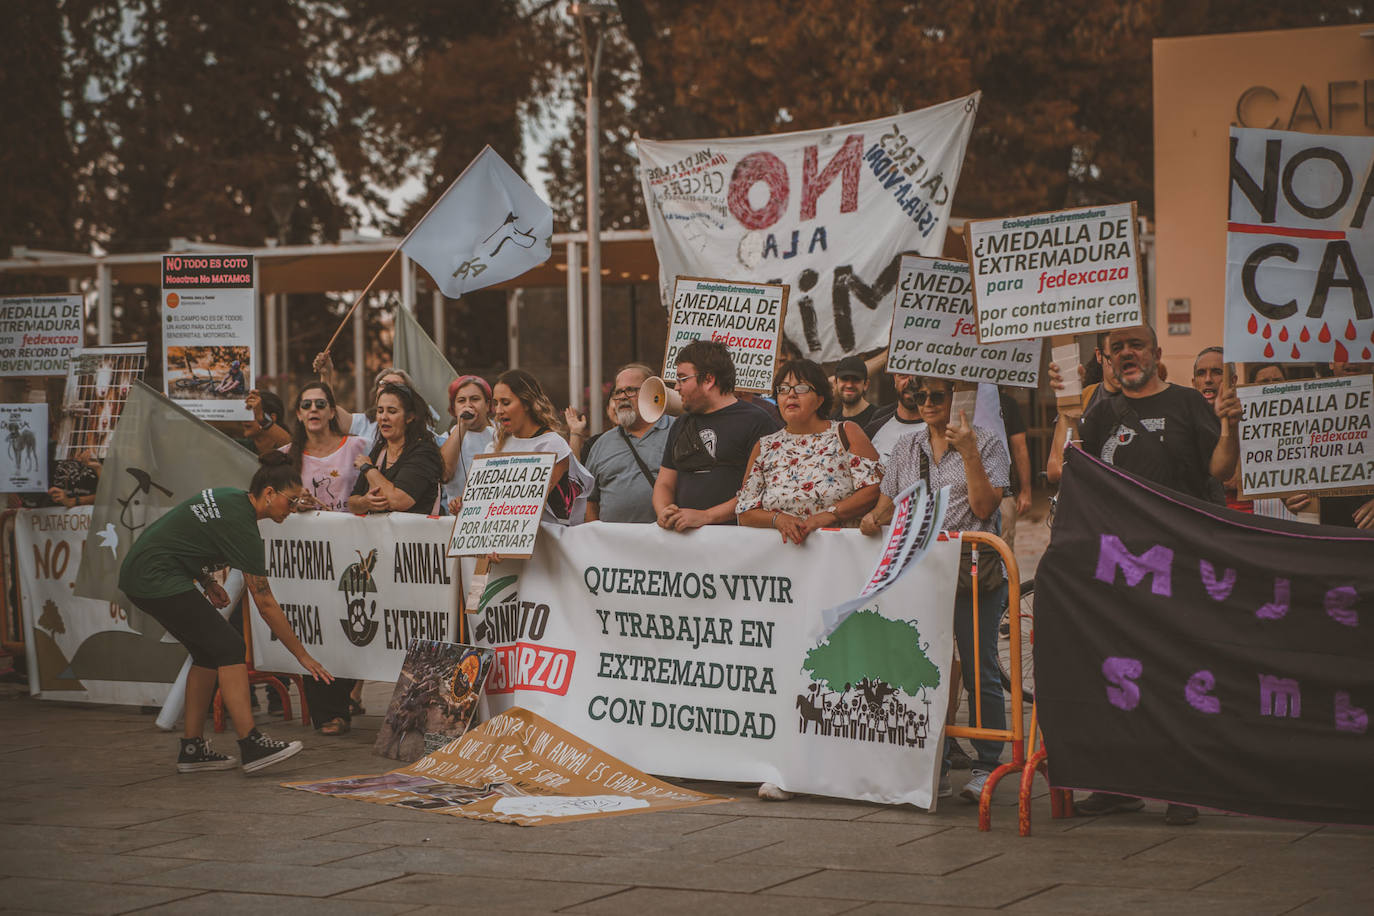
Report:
320,146,496,355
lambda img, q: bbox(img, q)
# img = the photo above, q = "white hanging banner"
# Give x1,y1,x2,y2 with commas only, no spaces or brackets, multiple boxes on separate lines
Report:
637,94,979,363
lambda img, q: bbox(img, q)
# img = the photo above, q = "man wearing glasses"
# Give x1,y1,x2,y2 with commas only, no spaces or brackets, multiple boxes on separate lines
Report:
654,340,781,531
584,363,674,523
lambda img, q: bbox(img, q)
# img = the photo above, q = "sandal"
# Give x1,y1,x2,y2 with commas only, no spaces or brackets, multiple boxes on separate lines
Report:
348,699,366,716
320,716,351,736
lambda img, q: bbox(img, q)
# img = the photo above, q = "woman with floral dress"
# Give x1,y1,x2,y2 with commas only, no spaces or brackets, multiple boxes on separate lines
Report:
736,358,882,544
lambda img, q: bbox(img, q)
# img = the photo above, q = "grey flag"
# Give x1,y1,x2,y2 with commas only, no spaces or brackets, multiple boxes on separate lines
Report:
392,303,458,429
73,381,259,603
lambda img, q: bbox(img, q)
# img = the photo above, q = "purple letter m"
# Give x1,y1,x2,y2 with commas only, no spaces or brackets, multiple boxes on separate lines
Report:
1095,535,1173,596
1258,675,1301,718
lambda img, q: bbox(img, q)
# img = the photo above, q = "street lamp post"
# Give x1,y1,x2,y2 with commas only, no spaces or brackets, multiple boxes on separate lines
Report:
573,0,615,434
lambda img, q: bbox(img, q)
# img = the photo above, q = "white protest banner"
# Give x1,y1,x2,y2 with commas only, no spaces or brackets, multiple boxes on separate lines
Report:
16,507,186,705
1224,127,1374,364
161,253,256,421
0,295,83,376
637,94,978,363
2,404,47,492
1237,373,1374,499
887,256,1041,387
474,523,958,808
968,202,1143,344
447,452,556,559
662,277,786,392
251,512,459,681
56,344,148,460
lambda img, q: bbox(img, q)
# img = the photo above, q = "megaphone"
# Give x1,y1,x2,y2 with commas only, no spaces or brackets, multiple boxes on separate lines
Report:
638,376,683,422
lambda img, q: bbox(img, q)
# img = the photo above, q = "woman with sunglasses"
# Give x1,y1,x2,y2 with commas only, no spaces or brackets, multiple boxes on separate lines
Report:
860,376,1010,804
282,382,370,512
118,452,332,773
348,383,444,516
737,359,882,547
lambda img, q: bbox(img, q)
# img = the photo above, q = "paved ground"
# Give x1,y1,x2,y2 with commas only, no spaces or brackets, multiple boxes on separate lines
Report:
3,506,1371,914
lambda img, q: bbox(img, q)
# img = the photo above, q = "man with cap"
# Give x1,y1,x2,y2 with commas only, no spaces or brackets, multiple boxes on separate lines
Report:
829,356,878,429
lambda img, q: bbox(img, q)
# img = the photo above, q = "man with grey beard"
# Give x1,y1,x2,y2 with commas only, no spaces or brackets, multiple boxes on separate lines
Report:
584,363,675,523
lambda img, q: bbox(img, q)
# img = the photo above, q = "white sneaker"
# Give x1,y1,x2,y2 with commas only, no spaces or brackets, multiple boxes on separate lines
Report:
961,769,989,803
758,782,794,801
938,773,953,798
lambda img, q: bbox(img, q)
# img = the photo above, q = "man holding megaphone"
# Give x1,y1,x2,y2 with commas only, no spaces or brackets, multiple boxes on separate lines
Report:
652,340,781,532
583,363,675,523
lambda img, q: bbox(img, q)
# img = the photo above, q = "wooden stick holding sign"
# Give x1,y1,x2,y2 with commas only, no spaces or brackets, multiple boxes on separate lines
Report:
446,452,558,560
661,276,788,394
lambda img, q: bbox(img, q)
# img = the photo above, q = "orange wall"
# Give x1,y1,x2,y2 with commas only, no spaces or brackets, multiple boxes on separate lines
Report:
1152,24,1374,378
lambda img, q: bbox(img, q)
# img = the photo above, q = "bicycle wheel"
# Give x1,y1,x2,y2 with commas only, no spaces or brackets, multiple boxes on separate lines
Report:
997,579,1034,702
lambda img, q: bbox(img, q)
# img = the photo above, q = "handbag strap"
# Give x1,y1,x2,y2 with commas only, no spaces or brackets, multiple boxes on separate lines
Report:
619,425,657,486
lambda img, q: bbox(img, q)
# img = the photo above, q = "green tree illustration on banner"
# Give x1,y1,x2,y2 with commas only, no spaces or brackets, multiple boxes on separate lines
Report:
803,610,940,695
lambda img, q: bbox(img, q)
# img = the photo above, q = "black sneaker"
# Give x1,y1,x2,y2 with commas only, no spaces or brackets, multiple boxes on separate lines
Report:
177,737,238,773
237,728,303,774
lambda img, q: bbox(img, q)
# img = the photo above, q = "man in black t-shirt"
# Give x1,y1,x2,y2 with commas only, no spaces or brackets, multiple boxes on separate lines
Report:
1073,325,1240,825
655,340,780,530
829,355,878,429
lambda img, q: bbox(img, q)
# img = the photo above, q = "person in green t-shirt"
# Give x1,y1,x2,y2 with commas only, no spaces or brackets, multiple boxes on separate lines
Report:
120,452,333,774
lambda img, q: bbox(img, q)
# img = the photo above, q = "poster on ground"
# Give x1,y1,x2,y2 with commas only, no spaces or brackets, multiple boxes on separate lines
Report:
1,404,48,492
472,523,958,808
447,452,556,559
1224,127,1374,364
1237,373,1374,499
968,202,1143,344
662,277,786,393
161,253,256,421
0,295,83,377
637,94,979,362
288,707,728,826
56,344,148,460
375,640,496,762
887,256,1041,387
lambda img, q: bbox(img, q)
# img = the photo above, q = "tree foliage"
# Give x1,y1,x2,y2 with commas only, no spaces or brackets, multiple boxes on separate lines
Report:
803,609,940,696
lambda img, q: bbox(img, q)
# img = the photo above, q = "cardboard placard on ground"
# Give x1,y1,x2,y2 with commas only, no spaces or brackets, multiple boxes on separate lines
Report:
375,640,496,761
662,277,787,393
0,295,84,377
1224,127,1374,364
1237,373,1374,499
161,253,256,421
1,404,48,492
887,256,1041,388
968,202,1143,344
447,452,557,559
288,706,729,826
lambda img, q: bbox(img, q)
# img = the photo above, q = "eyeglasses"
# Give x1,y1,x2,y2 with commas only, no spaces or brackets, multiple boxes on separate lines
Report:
776,383,816,396
278,492,305,510
610,386,641,400
676,374,698,385
299,398,329,410
913,390,947,406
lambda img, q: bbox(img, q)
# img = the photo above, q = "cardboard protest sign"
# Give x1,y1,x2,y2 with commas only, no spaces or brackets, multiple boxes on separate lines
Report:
637,95,978,363
1224,127,1374,364
375,640,495,762
447,452,556,559
887,256,1041,388
1038,447,1374,825
1237,373,1374,499
0,295,83,376
662,277,786,393
161,253,256,421
288,706,728,826
968,202,1143,344
56,344,148,460
1,404,48,492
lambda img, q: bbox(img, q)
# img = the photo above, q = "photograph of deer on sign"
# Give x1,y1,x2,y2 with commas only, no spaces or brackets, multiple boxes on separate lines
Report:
164,345,251,400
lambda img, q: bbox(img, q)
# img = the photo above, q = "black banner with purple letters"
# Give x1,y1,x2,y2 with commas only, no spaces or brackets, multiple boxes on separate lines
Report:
1036,447,1374,824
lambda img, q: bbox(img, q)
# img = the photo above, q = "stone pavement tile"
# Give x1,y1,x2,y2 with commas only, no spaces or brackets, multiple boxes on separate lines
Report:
0,876,200,915
0,824,197,855
0,849,187,883
335,873,627,911
0,799,186,829
758,868,1054,908
310,813,512,849
698,815,946,859
128,834,393,866
115,782,357,816
564,887,860,915
844,905,1001,915
121,860,405,897
1123,831,1320,865
126,891,417,916
1002,884,1313,915
125,809,380,840
1285,893,1372,914
1194,862,1374,896
723,829,999,877
951,849,1234,890
701,795,882,821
